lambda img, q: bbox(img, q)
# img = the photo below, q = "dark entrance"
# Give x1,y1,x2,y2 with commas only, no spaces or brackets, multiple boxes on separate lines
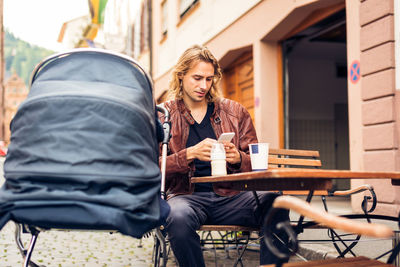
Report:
282,9,349,189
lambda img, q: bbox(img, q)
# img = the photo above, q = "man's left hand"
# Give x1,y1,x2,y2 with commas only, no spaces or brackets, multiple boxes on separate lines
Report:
223,142,241,164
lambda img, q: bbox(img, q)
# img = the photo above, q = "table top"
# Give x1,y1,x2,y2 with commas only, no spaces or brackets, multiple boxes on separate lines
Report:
190,168,400,191
191,168,400,183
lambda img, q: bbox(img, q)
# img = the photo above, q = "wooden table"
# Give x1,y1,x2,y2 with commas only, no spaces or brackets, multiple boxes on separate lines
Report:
192,169,400,266
191,168,400,191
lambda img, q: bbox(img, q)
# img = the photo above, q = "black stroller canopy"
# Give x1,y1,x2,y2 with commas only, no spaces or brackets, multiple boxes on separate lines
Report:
0,49,168,238
28,49,155,110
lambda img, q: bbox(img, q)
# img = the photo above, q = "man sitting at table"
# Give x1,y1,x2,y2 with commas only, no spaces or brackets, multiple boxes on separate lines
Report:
158,44,289,267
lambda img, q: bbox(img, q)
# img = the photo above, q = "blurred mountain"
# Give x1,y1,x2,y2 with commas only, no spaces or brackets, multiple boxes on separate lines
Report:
4,30,55,85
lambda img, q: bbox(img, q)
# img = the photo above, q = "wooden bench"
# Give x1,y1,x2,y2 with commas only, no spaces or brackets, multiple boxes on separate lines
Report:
269,148,321,168
269,149,376,204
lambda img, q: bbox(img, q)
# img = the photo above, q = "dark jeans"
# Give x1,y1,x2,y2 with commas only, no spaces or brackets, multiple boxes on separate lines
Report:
166,191,289,267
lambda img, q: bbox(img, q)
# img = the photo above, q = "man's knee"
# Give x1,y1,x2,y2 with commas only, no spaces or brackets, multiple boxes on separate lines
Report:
166,199,200,238
257,192,281,205
255,192,280,211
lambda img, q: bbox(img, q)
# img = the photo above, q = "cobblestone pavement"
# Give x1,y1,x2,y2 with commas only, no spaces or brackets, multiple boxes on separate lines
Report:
0,221,263,266
0,222,154,266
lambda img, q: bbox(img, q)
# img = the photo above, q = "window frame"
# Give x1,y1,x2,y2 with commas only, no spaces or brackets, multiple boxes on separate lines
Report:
179,0,199,18
161,0,168,39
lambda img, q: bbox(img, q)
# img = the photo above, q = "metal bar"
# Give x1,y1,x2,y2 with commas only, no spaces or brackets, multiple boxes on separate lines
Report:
232,232,248,267
14,223,26,257
295,190,314,232
23,230,39,267
160,143,168,198
391,231,400,266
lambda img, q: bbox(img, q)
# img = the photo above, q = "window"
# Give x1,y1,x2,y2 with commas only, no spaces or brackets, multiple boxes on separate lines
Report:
161,1,168,37
179,0,198,18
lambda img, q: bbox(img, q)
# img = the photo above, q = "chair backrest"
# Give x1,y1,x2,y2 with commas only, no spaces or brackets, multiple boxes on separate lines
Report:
268,148,324,195
269,148,321,169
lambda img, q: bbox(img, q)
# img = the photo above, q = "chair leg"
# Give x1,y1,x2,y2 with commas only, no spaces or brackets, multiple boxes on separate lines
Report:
153,237,161,267
153,228,169,267
201,231,218,267
232,232,249,267
328,228,359,257
219,231,232,259
389,231,400,266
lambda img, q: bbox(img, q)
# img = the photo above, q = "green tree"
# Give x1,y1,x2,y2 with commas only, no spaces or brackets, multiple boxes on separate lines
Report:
4,30,55,85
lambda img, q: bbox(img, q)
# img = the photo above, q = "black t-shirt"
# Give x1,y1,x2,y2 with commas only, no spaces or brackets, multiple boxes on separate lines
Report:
186,103,216,192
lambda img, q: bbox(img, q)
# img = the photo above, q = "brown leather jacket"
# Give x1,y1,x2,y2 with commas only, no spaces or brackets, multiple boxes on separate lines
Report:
158,98,258,199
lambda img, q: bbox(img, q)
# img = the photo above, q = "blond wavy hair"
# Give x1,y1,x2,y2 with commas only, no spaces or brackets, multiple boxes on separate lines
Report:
168,45,222,102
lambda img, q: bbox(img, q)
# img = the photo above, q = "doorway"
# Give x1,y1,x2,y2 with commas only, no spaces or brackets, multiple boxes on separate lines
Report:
282,9,349,189
222,51,255,122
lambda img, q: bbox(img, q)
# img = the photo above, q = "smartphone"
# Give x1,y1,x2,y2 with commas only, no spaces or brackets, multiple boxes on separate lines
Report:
218,132,235,143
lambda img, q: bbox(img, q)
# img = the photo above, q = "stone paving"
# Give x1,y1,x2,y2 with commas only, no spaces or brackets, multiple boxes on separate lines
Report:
0,222,154,266
0,221,264,266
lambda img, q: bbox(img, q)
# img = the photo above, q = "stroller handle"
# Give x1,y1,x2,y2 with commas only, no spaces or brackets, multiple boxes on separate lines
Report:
156,105,171,199
156,105,170,145
29,48,154,90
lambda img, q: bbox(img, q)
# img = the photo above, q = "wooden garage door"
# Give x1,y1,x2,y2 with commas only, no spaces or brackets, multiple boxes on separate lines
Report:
222,52,254,121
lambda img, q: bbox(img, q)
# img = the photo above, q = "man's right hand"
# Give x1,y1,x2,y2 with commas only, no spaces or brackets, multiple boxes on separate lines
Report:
186,138,217,162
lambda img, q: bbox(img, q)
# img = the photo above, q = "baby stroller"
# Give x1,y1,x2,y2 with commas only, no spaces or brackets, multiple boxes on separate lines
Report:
0,48,170,266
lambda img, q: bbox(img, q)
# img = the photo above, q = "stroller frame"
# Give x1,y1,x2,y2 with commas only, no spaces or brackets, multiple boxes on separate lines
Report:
153,104,171,267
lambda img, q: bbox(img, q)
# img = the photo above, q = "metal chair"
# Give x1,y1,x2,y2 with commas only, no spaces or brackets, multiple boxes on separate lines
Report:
262,195,397,267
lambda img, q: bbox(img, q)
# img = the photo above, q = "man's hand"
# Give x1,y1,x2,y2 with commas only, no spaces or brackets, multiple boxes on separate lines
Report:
223,142,241,164
186,138,217,162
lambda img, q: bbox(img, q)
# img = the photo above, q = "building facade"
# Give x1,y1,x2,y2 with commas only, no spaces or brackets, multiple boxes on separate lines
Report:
145,0,400,216
85,0,398,216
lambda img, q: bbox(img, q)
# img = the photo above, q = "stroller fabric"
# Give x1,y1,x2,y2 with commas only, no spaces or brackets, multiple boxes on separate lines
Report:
0,49,169,238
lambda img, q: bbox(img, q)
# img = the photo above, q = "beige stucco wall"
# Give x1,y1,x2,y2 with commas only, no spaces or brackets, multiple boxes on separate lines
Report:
346,0,363,173
350,0,400,216
252,41,280,145
347,0,365,210
152,0,261,86
153,0,344,147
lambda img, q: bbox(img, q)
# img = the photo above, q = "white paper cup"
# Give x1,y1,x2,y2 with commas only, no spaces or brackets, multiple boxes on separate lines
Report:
249,143,269,171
